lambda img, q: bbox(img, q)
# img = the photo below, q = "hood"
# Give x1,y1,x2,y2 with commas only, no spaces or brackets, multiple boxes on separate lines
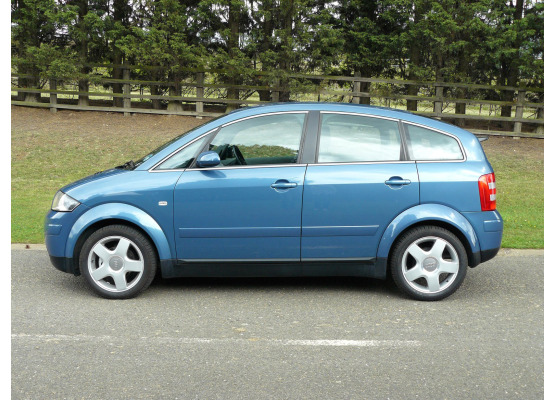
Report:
61,169,130,195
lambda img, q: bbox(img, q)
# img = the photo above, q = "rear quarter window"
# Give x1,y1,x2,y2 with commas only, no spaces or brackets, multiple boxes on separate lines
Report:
405,124,464,161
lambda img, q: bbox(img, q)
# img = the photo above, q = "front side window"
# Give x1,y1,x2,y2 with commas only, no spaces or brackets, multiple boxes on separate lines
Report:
155,137,206,170
318,114,402,163
208,113,306,166
405,124,464,161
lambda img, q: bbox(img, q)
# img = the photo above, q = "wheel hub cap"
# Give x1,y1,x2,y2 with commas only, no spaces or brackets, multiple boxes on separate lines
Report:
109,255,124,271
423,256,439,272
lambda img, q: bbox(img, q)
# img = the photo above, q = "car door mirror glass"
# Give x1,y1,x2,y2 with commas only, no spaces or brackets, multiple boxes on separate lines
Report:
196,151,221,168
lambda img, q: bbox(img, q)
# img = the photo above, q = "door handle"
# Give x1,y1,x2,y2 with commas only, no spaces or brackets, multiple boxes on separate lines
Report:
385,177,411,186
271,180,298,189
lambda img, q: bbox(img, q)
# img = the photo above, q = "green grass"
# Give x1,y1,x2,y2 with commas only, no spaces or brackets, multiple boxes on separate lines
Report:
11,109,543,248
483,145,544,249
12,140,157,243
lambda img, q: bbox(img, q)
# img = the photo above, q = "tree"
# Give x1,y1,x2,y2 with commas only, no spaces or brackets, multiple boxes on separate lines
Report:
12,0,78,101
118,0,205,111
337,0,410,105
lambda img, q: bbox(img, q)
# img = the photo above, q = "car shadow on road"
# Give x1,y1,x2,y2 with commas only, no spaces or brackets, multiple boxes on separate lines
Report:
149,274,399,297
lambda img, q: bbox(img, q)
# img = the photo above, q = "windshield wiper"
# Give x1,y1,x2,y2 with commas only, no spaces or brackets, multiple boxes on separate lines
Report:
115,160,136,170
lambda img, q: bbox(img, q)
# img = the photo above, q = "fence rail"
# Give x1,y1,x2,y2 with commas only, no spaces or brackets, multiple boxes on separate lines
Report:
11,65,544,137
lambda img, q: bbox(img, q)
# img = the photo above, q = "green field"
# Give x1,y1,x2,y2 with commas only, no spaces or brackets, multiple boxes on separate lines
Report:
482,141,544,249
11,107,543,248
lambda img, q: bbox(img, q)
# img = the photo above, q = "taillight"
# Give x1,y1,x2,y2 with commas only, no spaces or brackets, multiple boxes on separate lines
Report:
478,173,497,211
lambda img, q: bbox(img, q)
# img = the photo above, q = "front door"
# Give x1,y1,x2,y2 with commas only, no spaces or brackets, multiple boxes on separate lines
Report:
174,112,308,262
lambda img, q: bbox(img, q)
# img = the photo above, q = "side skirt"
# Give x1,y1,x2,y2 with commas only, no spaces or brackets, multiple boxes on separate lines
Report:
160,258,388,280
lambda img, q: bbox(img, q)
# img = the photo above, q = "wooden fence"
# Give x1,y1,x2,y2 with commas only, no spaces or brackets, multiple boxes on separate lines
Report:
11,64,544,137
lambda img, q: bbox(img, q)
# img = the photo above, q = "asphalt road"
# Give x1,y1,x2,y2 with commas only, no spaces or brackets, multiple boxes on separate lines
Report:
12,248,543,400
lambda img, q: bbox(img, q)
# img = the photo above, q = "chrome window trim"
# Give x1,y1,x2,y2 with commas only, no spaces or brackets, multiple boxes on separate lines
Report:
403,121,467,163
220,111,308,127
148,129,216,173
307,160,416,167
319,111,399,122
187,163,308,172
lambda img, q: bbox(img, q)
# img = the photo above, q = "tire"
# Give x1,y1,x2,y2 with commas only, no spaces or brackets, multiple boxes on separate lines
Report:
79,225,157,299
390,226,468,301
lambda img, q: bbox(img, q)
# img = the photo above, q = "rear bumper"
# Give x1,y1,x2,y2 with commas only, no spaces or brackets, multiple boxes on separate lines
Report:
480,247,500,263
463,210,503,267
470,247,501,268
49,255,80,275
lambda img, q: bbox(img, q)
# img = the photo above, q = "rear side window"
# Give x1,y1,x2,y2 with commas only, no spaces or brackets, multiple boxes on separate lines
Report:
318,114,402,163
405,124,463,161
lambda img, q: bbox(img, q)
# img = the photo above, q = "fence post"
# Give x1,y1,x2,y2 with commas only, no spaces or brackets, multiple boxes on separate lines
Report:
353,72,361,104
16,75,25,101
271,78,280,102
513,89,526,133
122,64,131,117
78,78,89,107
535,107,544,134
49,79,57,113
123,65,131,116
434,83,444,117
196,72,204,119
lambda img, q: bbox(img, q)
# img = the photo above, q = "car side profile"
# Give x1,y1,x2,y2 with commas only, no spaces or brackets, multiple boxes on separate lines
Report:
45,103,502,301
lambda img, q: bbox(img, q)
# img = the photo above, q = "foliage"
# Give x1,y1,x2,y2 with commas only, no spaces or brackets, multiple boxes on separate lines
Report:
11,1,544,99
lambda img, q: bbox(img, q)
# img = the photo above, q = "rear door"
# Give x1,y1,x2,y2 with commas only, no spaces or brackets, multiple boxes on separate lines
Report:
301,112,419,261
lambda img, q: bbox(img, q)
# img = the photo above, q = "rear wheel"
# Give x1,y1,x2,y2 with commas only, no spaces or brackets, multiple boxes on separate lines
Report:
390,226,467,301
79,225,157,299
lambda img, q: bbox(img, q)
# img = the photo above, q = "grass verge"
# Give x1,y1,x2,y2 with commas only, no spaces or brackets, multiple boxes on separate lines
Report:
481,138,544,249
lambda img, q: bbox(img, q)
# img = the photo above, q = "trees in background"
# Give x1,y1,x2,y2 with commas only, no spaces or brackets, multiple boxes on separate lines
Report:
11,0,544,107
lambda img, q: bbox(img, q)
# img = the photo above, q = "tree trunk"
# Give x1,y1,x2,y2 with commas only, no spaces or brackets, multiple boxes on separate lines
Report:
406,4,422,111
357,68,371,105
278,0,293,102
151,84,162,110
112,60,123,107
257,0,274,102
500,0,524,129
167,73,182,112
23,74,40,103
226,0,241,112
112,0,127,107
77,0,89,107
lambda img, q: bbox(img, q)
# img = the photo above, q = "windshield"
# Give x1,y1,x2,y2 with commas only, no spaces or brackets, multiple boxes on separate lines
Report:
133,118,217,168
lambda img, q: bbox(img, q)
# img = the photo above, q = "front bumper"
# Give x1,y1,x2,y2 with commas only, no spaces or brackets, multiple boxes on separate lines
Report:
45,204,89,274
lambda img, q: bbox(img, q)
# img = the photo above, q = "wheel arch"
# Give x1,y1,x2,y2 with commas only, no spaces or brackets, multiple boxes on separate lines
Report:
377,204,480,269
65,203,172,263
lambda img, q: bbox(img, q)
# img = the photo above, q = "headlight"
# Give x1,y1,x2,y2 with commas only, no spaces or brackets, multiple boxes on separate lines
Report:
51,191,80,212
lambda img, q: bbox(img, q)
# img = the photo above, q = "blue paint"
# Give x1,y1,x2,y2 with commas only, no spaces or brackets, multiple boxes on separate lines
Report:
174,165,306,260
376,204,481,259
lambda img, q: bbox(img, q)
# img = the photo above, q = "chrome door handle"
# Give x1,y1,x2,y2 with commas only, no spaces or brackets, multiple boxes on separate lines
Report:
271,180,298,189
385,177,411,186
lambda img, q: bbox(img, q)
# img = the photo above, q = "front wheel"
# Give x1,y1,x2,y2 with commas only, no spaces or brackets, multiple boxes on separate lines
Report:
79,225,157,299
390,226,468,301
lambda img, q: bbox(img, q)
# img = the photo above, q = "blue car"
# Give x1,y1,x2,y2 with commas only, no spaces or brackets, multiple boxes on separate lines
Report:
45,103,502,300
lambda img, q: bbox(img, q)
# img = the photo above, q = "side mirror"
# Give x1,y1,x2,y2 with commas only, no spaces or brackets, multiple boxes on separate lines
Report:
196,151,221,168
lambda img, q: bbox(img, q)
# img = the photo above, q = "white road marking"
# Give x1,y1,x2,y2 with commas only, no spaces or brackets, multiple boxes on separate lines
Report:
12,334,420,348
